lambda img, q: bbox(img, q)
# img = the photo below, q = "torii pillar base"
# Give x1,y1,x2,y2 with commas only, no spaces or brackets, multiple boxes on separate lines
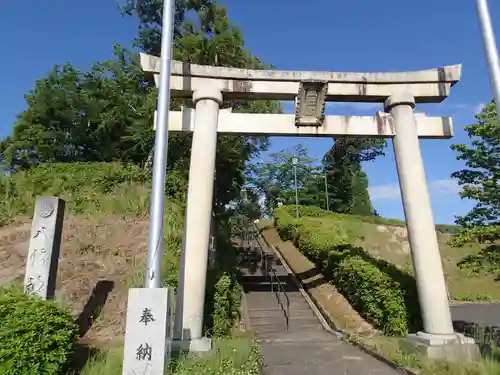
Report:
171,337,212,353
400,332,480,361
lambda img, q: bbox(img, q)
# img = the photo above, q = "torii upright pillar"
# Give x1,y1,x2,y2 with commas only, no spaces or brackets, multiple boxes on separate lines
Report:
173,85,222,352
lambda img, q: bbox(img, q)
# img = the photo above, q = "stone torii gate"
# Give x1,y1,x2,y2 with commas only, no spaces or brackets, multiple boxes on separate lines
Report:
140,54,477,357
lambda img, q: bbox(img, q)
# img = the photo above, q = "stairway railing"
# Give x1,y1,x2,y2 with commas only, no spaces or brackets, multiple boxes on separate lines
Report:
252,224,290,332
269,265,290,331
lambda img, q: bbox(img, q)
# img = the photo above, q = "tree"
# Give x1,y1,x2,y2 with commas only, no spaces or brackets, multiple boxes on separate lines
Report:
449,101,500,243
122,2,281,214
226,187,262,224
119,0,217,55
449,101,500,275
1,45,154,170
1,2,280,216
247,144,319,214
322,137,384,215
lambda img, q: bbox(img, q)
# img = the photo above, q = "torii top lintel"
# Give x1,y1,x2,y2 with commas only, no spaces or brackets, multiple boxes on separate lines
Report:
139,53,462,103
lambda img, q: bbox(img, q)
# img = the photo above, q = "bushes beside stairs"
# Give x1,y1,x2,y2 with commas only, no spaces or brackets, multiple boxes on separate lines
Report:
274,205,422,336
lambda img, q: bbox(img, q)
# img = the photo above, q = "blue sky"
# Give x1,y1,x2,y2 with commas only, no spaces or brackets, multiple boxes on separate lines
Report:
1,1,499,224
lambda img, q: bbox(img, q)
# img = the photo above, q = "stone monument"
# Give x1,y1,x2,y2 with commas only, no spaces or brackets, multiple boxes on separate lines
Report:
24,196,65,300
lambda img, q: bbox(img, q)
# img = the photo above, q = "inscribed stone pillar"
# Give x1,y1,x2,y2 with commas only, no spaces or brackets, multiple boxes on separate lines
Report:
122,288,174,375
173,85,222,351
385,92,454,336
24,196,65,300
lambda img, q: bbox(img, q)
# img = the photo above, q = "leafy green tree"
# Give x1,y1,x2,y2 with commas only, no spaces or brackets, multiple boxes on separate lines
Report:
119,0,217,55
248,144,320,214
449,101,500,275
122,2,281,214
322,137,384,215
449,102,500,238
1,45,154,169
1,2,280,216
299,171,329,209
226,187,262,225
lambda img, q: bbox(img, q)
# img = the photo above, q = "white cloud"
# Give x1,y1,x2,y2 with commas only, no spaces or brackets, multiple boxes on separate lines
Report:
369,184,401,200
369,179,460,201
474,103,485,114
430,179,462,195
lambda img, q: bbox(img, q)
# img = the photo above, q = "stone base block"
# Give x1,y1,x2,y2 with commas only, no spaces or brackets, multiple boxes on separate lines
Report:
400,331,480,361
171,337,212,353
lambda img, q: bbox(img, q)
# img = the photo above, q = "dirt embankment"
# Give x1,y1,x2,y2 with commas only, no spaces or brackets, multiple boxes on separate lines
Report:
0,215,149,346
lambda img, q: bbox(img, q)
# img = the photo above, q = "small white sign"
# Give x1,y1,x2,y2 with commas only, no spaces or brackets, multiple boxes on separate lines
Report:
122,288,174,375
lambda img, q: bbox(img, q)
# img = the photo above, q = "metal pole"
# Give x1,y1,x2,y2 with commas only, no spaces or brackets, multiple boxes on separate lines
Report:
324,173,329,211
144,0,175,288
476,0,500,117
294,165,299,218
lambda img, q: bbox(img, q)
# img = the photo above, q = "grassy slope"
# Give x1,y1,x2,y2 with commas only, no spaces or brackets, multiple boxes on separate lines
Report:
338,216,496,301
285,209,496,301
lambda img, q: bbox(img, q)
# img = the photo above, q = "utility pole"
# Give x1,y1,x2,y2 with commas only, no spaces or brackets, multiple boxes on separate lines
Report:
475,0,500,117
292,157,299,218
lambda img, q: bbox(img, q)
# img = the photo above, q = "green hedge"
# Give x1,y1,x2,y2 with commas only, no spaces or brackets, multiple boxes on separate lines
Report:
0,287,78,374
274,206,422,336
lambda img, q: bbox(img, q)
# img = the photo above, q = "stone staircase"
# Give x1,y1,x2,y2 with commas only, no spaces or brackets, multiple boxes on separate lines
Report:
238,226,401,375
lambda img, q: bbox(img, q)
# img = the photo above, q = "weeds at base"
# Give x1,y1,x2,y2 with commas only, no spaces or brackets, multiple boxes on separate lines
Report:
79,336,262,375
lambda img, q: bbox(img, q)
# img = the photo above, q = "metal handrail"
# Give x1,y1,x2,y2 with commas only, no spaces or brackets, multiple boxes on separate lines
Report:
252,224,290,331
269,266,290,331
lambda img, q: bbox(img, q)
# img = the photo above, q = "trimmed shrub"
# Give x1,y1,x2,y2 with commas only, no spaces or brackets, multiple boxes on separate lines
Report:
333,256,408,335
283,205,327,218
274,213,302,241
0,287,78,375
293,224,349,264
274,206,422,336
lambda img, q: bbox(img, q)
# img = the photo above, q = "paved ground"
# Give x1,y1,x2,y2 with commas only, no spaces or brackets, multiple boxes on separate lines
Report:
451,303,500,328
451,303,500,343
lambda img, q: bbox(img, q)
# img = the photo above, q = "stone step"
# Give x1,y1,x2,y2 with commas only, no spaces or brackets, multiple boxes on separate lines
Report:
242,280,297,292
253,322,324,334
254,324,326,338
240,276,269,285
248,307,316,319
246,290,304,298
239,266,267,276
251,315,320,328
245,292,308,304
245,298,310,311
256,329,335,343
